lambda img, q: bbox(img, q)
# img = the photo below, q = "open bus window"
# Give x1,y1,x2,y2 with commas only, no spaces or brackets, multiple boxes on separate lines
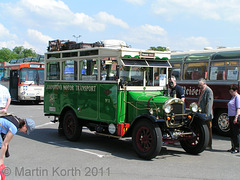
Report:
62,60,77,80
80,59,98,81
100,58,118,81
47,62,60,80
183,62,208,80
146,67,165,86
120,66,144,86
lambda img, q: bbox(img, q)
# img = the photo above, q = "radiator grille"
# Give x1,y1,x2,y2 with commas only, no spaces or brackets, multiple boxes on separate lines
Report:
172,103,183,114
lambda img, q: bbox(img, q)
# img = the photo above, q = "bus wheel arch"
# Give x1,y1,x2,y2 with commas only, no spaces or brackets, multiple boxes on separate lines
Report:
131,118,162,160
62,108,82,141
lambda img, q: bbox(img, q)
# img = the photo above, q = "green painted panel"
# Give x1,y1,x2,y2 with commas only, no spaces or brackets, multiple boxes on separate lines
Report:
99,84,118,123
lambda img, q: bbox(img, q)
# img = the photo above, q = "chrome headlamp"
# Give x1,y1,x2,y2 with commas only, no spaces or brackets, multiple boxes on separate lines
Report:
163,104,172,114
189,102,198,113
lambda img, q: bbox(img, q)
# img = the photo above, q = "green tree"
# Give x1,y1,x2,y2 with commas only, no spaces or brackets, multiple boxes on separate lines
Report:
0,48,16,62
0,46,38,62
13,46,24,56
22,48,37,57
149,46,168,51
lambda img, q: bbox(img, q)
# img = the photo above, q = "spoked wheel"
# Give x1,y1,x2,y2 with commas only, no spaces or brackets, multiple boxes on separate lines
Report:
63,110,82,141
214,110,230,136
132,120,162,160
180,120,209,154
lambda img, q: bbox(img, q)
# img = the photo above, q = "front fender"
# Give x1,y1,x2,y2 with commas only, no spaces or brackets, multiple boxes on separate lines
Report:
193,112,210,122
123,114,164,137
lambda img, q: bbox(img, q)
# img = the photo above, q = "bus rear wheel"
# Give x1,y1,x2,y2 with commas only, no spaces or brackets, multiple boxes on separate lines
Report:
63,110,82,141
132,120,162,160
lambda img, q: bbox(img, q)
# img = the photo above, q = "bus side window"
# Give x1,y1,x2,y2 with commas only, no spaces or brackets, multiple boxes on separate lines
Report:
62,60,77,80
100,58,117,81
47,62,60,80
172,68,180,80
80,59,98,81
183,62,208,80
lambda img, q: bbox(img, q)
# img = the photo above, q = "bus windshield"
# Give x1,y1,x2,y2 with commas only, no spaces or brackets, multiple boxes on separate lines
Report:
19,68,44,85
120,66,167,86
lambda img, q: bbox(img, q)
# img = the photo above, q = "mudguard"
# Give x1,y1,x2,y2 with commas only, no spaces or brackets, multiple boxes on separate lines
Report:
123,114,164,137
193,112,210,121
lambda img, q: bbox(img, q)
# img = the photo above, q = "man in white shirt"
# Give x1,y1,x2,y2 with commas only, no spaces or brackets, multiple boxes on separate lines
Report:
0,84,11,113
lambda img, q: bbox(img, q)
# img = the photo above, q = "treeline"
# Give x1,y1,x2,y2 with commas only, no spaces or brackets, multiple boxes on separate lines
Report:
0,46,39,62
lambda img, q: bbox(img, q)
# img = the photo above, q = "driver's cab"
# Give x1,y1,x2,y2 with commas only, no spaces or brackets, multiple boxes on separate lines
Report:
118,56,172,91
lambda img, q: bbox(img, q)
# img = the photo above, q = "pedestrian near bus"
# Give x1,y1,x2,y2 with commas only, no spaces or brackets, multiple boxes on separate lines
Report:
198,78,214,149
0,84,11,113
169,76,185,102
227,84,240,153
0,116,35,165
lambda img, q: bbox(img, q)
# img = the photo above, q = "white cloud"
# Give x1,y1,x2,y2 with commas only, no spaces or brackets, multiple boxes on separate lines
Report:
0,24,18,40
96,12,129,29
0,41,18,49
141,24,167,36
121,24,168,49
2,0,128,32
171,36,211,51
151,0,240,22
124,0,146,5
27,29,52,44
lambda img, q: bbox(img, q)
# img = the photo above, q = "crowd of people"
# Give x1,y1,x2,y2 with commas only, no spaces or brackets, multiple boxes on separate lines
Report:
168,76,239,153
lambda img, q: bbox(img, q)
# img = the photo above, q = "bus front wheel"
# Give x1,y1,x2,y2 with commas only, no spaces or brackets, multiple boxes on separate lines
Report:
63,111,82,141
132,120,162,160
214,110,230,136
180,120,209,154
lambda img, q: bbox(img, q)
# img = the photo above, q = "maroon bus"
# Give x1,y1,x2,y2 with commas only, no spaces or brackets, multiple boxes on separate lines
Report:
170,47,240,136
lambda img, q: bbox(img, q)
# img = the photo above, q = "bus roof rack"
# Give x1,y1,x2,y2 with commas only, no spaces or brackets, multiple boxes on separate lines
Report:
47,39,129,52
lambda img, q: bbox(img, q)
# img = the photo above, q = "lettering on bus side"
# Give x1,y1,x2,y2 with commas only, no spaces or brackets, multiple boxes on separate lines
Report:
46,85,62,90
76,85,96,92
183,86,200,96
46,84,96,92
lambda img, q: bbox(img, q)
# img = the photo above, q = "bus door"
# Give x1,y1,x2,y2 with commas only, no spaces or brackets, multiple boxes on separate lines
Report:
99,59,118,123
9,70,19,101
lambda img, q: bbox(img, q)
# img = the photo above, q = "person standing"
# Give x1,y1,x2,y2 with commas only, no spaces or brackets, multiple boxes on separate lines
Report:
0,84,11,113
198,78,213,149
227,84,239,153
169,76,185,102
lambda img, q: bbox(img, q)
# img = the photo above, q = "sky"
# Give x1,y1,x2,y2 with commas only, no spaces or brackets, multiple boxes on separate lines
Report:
0,0,240,55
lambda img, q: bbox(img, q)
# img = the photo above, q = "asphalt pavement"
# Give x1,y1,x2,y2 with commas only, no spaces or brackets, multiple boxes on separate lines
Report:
2,103,240,180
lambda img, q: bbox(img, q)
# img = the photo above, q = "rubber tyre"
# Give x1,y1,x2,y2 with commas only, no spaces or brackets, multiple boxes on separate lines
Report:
214,110,230,136
63,110,82,141
132,120,162,160
180,120,209,154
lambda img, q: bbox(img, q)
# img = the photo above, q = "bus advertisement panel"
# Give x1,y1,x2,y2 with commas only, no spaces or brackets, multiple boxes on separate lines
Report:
171,47,240,136
44,40,210,160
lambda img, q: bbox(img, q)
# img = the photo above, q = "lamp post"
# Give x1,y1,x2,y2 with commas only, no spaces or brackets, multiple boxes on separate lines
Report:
73,35,81,42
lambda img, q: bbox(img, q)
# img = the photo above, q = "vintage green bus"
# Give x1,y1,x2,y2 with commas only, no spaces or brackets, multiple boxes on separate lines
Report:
44,40,209,160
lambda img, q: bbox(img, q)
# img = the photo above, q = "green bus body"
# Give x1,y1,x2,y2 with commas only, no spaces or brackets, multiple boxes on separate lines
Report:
44,40,209,159
44,82,170,125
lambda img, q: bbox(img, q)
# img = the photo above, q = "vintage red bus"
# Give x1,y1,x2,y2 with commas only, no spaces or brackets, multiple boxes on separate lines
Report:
0,62,44,104
170,47,240,136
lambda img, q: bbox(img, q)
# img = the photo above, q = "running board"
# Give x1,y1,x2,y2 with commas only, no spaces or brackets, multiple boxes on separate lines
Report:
95,132,122,139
